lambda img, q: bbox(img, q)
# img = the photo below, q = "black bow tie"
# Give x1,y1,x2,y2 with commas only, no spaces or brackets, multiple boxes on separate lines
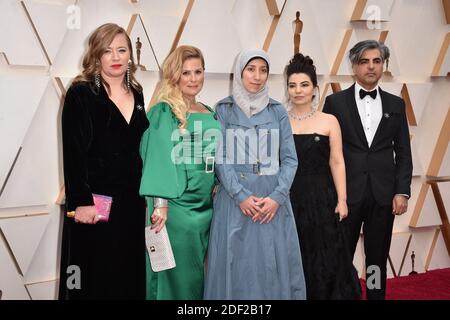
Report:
359,88,377,100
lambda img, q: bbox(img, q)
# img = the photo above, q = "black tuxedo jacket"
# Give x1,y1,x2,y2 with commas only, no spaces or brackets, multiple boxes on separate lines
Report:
323,84,413,206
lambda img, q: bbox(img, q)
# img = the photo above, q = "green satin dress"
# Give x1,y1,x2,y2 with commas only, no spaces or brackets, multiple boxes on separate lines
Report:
139,102,220,300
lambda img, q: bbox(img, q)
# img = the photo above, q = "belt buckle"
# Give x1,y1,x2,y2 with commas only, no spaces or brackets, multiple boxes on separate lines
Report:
253,160,261,175
205,156,215,173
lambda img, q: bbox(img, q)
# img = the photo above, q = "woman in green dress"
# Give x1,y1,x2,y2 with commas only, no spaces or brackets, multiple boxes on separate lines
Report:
139,45,221,299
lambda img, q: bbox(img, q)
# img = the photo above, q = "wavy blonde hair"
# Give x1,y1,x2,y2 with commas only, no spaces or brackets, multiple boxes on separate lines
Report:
73,23,142,94
155,45,205,129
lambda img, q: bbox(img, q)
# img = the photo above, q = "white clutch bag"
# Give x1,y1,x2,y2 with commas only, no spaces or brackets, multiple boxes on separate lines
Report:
145,224,176,272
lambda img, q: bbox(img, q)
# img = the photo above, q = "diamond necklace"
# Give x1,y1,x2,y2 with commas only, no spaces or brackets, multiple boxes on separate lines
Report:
288,108,317,121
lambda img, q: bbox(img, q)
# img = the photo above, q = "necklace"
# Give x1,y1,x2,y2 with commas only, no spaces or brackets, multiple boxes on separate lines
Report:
288,108,317,121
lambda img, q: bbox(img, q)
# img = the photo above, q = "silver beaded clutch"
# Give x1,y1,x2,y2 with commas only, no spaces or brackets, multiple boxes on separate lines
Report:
145,225,176,272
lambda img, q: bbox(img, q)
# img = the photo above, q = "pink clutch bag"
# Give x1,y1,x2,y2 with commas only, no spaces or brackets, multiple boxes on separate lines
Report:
91,193,112,222
66,193,112,222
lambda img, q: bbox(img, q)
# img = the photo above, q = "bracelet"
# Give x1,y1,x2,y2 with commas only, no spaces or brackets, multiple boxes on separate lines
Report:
154,197,168,208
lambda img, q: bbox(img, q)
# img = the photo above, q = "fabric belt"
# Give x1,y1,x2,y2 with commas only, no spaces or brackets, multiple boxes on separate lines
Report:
184,156,215,173
232,163,263,175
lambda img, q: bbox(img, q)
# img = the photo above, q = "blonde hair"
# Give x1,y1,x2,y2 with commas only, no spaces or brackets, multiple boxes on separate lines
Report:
155,45,205,129
73,23,142,94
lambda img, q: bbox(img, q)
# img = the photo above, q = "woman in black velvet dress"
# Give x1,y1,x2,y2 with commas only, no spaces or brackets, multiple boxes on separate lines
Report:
285,54,361,300
58,23,149,299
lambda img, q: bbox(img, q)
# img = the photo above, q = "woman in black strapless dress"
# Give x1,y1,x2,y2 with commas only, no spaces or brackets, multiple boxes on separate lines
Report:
285,54,361,300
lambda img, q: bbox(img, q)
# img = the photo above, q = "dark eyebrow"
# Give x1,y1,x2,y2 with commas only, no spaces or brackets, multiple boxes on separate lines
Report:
246,63,267,69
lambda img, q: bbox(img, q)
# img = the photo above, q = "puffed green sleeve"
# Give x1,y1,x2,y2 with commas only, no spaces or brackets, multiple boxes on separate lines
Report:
139,102,187,199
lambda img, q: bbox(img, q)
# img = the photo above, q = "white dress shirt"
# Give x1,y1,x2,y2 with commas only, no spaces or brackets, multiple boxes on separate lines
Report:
354,83,409,199
354,82,382,147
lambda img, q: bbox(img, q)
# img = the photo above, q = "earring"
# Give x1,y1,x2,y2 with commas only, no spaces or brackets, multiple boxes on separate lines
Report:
312,87,320,109
127,60,131,91
95,61,101,88
286,96,292,110
95,72,101,88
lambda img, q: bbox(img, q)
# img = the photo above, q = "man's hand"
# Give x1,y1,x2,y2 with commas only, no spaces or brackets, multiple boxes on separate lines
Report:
392,195,408,215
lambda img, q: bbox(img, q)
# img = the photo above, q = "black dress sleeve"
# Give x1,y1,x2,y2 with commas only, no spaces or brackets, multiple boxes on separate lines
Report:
62,85,94,212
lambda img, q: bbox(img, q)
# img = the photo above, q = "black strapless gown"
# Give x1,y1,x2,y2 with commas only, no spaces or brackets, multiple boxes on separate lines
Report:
290,133,361,300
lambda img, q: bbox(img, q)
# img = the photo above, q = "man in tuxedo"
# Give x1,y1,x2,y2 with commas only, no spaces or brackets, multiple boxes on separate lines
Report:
323,40,413,300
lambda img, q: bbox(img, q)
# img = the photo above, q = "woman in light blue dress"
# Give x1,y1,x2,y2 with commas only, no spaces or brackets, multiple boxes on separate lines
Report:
204,49,306,299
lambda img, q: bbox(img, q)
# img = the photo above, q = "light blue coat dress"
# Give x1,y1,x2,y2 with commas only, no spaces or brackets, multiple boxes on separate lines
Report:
204,96,306,299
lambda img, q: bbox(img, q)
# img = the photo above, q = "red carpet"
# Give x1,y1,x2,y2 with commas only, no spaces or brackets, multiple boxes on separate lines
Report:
360,268,450,300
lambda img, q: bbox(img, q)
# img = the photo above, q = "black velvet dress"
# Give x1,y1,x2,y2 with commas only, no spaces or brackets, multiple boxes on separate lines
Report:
290,133,361,300
58,81,149,299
